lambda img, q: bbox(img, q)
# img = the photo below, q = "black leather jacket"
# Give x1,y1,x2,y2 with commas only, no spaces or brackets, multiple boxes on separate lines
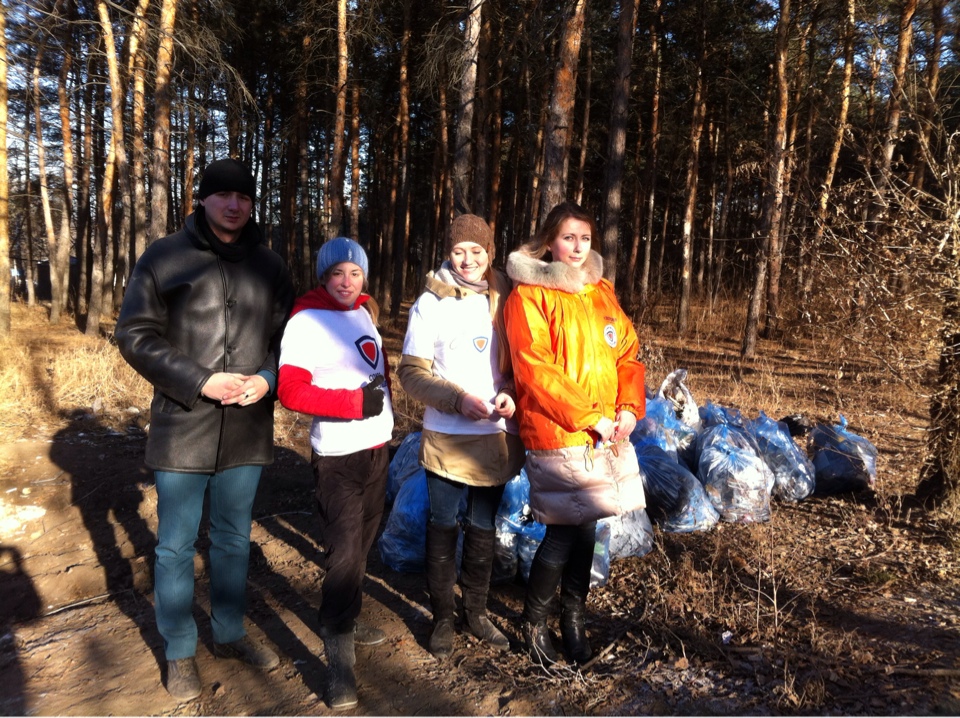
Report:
116,213,294,472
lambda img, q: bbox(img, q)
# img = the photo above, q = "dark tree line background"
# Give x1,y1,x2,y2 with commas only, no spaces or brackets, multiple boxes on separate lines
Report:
0,0,959,511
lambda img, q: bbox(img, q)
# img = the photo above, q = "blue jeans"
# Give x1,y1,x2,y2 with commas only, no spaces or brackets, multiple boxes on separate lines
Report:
426,471,505,531
154,465,262,660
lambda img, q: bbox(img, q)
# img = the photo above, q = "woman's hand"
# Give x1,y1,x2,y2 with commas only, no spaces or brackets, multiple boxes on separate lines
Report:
219,374,270,406
493,391,516,419
592,416,616,443
613,409,637,442
459,393,492,421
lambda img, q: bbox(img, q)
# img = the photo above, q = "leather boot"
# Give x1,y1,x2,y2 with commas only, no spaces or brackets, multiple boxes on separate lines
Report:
321,630,357,710
521,556,565,666
560,536,594,665
425,522,459,658
459,526,510,651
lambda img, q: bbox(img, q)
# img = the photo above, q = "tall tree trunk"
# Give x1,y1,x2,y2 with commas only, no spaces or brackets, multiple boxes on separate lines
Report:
743,0,790,356
98,0,136,312
23,117,37,308
0,1,8,336
629,0,662,308
600,0,638,285
801,0,854,305
149,0,179,242
126,0,150,264
907,0,943,192
760,0,793,339
452,0,483,212
54,20,76,321
574,33,591,205
75,52,95,319
878,0,917,182
472,8,491,217
349,81,361,239
327,0,349,241
677,20,707,334
539,0,587,221
390,0,412,319
32,46,62,320
87,73,112,337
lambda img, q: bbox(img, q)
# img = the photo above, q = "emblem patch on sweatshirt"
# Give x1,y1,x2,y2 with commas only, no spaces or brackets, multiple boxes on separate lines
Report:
473,337,489,352
604,324,618,348
355,336,380,369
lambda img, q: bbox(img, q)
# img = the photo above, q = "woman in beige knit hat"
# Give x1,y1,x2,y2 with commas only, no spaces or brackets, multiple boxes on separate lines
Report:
397,214,525,659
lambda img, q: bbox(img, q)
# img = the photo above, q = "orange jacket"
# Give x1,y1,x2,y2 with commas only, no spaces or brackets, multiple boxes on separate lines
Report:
504,249,646,452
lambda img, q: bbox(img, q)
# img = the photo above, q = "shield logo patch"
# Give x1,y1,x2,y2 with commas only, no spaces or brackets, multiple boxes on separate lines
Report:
473,337,489,352
355,335,380,369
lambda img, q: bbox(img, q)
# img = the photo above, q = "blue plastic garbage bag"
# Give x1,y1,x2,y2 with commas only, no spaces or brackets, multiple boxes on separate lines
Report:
699,401,746,429
386,432,424,505
810,415,877,494
747,411,816,502
635,444,719,532
697,423,775,523
493,470,546,583
492,472,530,584
633,396,699,468
379,472,429,572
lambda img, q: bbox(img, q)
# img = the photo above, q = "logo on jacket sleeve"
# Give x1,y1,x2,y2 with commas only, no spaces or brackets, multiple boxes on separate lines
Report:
603,324,618,348
472,337,489,352
355,335,380,369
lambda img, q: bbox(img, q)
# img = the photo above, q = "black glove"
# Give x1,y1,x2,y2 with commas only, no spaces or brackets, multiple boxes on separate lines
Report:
361,374,386,417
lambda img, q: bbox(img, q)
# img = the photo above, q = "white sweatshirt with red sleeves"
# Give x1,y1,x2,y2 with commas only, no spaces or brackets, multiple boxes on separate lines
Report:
278,286,394,457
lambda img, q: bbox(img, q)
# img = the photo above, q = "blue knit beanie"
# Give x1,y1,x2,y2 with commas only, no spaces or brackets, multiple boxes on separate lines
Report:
316,237,369,280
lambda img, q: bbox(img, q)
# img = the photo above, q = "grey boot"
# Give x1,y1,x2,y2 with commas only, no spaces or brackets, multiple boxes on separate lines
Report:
425,522,459,658
322,631,357,710
460,526,509,651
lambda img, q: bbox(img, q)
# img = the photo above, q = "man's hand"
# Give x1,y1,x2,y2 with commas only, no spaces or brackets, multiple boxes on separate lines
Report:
219,374,270,407
202,373,246,403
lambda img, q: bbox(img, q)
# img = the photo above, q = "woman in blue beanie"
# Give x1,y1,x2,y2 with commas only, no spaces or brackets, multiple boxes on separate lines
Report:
277,237,394,710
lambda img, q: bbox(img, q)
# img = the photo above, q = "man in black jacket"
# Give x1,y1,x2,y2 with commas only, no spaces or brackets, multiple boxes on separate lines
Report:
116,159,293,702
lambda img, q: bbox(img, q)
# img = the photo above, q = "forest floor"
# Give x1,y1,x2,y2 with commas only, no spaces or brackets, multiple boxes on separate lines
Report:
2,302,960,716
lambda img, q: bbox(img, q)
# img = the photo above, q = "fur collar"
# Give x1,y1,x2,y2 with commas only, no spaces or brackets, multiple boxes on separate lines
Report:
506,245,604,294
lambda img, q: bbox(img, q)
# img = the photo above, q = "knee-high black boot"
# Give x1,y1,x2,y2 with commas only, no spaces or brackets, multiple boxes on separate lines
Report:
460,526,509,650
521,556,565,666
425,522,459,658
559,535,594,664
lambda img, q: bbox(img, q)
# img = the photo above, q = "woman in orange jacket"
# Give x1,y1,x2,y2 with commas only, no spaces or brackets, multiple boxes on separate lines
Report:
503,201,646,666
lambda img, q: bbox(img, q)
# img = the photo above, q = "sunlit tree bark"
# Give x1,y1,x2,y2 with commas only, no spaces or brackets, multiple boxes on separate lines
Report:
0,0,9,336
539,0,587,221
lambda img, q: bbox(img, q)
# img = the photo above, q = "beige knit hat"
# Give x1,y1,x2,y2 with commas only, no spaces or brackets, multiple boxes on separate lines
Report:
445,214,495,261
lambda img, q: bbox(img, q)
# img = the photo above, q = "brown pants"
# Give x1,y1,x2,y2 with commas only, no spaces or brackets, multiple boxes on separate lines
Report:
312,445,389,633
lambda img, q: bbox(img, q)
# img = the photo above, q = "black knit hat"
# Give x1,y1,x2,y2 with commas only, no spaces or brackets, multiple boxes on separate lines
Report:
198,159,256,202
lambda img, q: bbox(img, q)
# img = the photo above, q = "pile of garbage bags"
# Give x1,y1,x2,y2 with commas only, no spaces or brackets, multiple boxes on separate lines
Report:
379,369,877,584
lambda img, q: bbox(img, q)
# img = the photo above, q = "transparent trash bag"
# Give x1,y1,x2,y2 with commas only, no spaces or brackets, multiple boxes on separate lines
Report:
746,411,815,502
697,423,775,523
